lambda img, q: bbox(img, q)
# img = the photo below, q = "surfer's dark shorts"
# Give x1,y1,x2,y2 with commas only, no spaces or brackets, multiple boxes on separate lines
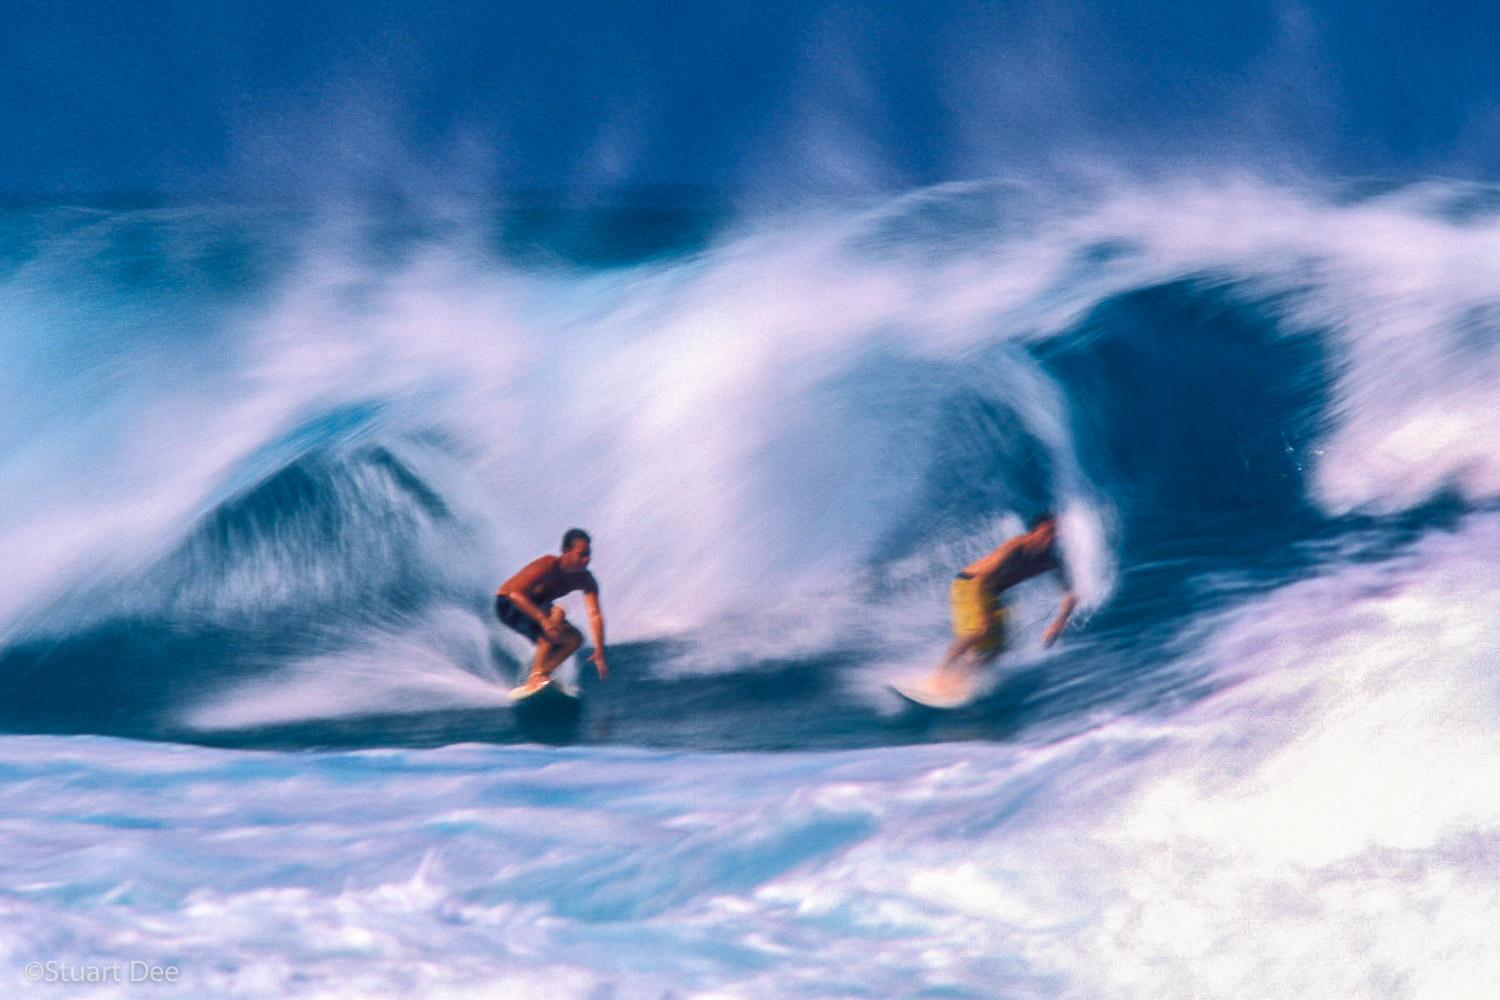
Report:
495,595,543,643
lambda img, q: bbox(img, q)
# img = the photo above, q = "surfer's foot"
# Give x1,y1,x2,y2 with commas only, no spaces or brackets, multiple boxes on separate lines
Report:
931,672,967,696
510,674,550,696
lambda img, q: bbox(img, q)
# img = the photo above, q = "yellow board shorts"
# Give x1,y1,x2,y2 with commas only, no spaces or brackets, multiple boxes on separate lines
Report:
949,573,1007,653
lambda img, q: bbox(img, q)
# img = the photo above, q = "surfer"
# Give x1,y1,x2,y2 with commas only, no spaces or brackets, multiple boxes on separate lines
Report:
933,512,1076,694
495,528,609,693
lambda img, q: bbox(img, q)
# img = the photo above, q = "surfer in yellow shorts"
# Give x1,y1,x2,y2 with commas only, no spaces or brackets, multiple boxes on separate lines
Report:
933,512,1077,693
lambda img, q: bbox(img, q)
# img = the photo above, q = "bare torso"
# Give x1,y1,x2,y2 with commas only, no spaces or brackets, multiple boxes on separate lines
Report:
500,555,597,604
963,537,1063,595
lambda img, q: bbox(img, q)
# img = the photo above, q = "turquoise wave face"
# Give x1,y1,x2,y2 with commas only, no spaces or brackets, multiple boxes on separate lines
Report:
1,178,1497,748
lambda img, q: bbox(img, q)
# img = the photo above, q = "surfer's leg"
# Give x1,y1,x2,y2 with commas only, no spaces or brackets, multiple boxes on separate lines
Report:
527,622,582,684
935,602,1007,689
972,605,1007,666
940,574,997,675
933,631,984,692
518,607,568,688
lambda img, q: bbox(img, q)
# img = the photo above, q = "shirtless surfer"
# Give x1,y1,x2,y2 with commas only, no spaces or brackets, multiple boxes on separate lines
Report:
932,512,1076,694
495,528,608,694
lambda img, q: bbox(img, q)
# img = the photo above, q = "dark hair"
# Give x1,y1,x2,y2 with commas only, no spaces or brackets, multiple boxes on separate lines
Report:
1027,511,1057,531
561,528,591,552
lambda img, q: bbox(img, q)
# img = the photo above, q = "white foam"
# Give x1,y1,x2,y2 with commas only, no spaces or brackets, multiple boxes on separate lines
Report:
183,610,506,731
8,511,1500,1000
8,177,1500,654
1055,513,1500,996
1127,515,1500,855
213,206,1120,649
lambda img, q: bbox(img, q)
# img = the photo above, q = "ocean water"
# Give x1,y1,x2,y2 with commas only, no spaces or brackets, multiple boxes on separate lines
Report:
3,177,1500,997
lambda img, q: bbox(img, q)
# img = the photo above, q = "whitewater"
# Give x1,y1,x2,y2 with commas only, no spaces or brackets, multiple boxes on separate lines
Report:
3,176,1500,997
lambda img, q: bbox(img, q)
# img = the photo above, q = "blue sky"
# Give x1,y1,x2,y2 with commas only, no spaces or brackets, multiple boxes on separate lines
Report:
2,0,1496,197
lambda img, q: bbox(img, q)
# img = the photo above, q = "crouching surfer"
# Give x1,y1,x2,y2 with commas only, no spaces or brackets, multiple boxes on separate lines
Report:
495,528,609,694
932,512,1076,696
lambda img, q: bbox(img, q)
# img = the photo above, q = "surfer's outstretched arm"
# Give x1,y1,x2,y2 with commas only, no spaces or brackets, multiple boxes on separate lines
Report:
584,591,608,679
1043,591,1077,646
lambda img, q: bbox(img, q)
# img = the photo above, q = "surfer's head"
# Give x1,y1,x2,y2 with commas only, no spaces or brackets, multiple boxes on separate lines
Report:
560,528,592,571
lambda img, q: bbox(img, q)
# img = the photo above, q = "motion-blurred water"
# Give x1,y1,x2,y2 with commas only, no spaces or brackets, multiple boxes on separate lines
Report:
3,177,1499,996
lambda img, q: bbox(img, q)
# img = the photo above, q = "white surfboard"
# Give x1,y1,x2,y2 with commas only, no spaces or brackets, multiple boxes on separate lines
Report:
508,679,581,706
887,677,977,710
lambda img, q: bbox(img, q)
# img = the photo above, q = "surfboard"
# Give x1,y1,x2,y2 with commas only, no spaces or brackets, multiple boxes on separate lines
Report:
887,678,976,710
509,679,581,706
